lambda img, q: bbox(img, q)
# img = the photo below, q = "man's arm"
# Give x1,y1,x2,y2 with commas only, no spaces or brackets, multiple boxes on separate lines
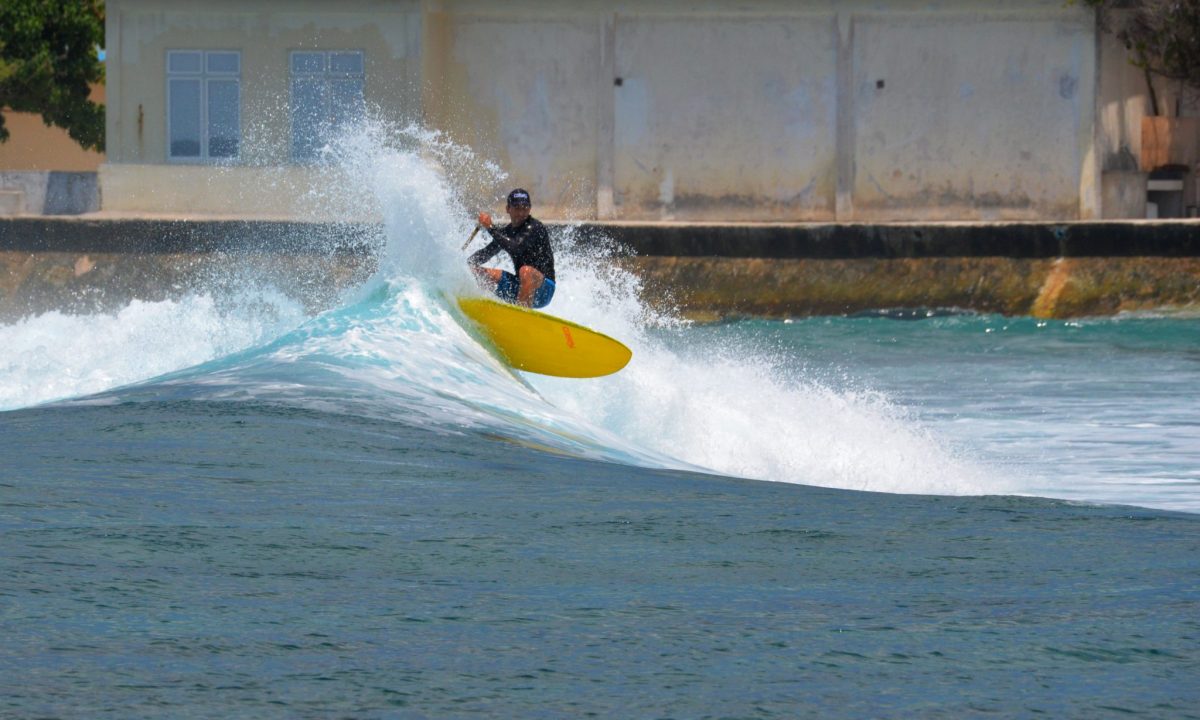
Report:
468,239,502,267
486,223,519,245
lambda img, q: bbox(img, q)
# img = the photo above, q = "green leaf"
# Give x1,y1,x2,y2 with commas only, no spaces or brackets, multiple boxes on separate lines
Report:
0,0,106,152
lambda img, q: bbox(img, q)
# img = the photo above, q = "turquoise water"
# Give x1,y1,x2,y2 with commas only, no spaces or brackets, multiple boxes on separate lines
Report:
704,313,1200,512
2,132,1198,716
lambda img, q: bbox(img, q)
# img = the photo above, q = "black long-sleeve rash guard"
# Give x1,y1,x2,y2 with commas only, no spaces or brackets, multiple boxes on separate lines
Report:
468,216,556,282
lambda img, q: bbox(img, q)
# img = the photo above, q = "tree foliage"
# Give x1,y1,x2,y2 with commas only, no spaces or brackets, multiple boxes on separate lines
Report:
0,0,105,152
1083,0,1200,113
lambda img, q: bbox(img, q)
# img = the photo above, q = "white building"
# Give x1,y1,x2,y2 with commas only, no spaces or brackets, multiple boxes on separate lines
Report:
99,0,1193,221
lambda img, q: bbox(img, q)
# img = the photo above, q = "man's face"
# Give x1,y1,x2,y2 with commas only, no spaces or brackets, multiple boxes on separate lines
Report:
506,202,531,224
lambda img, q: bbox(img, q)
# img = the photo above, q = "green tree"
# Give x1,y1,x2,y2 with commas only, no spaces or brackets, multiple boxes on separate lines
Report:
1083,0,1200,115
0,0,105,152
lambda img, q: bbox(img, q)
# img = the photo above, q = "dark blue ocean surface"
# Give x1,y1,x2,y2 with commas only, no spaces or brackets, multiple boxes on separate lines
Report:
3,379,1198,717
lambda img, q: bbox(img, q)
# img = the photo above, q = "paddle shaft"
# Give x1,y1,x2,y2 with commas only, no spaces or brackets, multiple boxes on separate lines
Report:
461,225,482,251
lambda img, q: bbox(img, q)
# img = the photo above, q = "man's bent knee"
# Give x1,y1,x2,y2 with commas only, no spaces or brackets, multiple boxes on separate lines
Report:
517,265,544,286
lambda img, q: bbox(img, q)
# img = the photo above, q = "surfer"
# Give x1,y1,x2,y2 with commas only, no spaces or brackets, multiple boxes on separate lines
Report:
469,188,556,309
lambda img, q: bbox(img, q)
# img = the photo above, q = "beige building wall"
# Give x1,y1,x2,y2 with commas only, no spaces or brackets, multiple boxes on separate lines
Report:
103,0,421,217
103,0,1102,221
424,12,602,218
610,15,838,221
423,1,842,221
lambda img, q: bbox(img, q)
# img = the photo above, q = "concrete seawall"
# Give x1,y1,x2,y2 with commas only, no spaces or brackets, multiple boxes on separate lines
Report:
1,216,1198,322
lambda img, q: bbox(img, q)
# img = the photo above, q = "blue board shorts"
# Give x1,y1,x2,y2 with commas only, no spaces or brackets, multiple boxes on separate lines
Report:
495,271,556,309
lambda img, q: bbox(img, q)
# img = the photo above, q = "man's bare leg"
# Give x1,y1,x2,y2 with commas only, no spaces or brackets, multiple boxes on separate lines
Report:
516,265,545,307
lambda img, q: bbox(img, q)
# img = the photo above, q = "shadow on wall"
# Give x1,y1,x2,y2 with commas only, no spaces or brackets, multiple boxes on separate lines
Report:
0,172,100,216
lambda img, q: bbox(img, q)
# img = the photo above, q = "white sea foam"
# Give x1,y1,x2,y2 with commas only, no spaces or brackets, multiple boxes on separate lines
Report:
525,236,992,496
0,292,304,411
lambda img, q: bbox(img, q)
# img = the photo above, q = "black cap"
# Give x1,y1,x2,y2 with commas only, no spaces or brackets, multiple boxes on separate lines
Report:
506,188,531,207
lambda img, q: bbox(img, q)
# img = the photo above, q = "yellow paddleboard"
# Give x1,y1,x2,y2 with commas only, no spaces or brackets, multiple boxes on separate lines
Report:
456,297,632,378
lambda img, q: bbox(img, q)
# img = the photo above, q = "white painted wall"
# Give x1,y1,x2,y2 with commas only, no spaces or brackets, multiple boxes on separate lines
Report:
102,0,1105,221
612,15,837,221
426,0,1098,221
103,0,420,216
851,12,1095,220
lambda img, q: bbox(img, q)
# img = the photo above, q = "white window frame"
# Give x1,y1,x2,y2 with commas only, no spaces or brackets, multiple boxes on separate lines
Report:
289,50,366,163
166,50,241,163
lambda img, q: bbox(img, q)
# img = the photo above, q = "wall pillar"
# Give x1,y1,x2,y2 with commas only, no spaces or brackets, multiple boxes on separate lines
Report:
596,13,616,219
835,12,855,222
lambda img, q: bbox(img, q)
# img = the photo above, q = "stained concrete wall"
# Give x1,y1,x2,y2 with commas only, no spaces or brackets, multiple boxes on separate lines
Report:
0,173,100,216
1,85,105,217
423,0,1097,222
101,0,1103,221
9,247,1197,324
850,12,1095,221
623,255,1200,320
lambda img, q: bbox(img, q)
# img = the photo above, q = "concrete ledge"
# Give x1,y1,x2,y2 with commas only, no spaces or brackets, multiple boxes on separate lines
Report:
0,217,383,254
3,217,1199,321
569,220,1200,258
2,216,1198,257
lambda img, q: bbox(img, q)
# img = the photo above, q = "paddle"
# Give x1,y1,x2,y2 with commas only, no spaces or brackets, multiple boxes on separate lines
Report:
461,224,482,251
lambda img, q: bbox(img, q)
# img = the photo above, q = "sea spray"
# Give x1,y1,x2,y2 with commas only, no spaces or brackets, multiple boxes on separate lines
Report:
449,208,990,495
314,120,507,291
2,117,996,497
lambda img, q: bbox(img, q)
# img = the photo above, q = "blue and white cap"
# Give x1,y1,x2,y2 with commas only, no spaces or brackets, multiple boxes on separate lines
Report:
506,188,531,207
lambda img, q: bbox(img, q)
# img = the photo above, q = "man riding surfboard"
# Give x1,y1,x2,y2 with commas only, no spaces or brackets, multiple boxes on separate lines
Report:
468,188,556,309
